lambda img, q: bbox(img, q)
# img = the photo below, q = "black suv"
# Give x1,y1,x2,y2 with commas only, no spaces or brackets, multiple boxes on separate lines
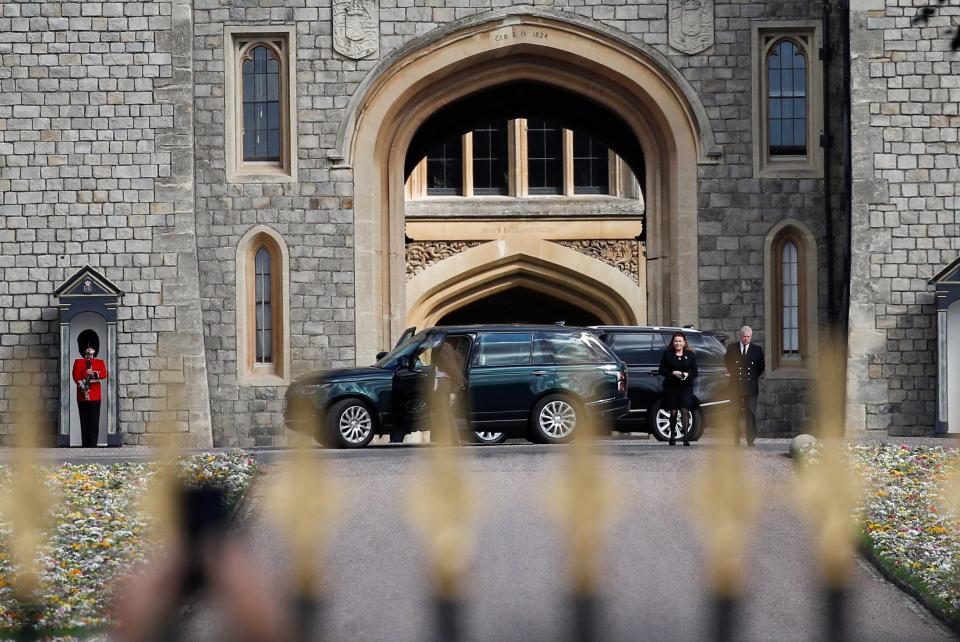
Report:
592,326,731,441
285,325,629,448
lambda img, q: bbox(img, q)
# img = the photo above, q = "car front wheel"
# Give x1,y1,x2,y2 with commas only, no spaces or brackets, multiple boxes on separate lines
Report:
529,395,580,444
326,398,377,448
647,400,702,442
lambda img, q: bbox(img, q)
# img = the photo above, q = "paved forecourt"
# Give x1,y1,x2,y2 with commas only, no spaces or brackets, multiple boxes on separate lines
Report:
181,438,951,641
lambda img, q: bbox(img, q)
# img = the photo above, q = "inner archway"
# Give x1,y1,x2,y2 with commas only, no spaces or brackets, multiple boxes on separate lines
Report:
406,239,642,329
438,287,603,326
346,8,714,362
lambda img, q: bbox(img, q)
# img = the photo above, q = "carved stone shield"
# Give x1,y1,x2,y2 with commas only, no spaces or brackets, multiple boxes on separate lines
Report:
668,0,714,55
333,0,379,60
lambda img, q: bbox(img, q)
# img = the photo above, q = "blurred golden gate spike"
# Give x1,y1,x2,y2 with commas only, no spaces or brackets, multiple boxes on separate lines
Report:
794,329,863,588
407,381,479,602
546,412,622,598
266,401,344,602
1,360,57,606
141,383,187,546
690,407,760,598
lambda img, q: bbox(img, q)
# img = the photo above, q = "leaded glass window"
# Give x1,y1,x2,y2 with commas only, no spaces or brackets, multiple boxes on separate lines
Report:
426,137,463,195
242,46,282,162
767,40,807,156
472,121,508,195
781,240,800,354
255,247,273,363
527,118,563,195
573,133,609,194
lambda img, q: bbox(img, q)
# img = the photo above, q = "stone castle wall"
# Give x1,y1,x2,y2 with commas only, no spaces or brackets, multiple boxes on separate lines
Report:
847,0,960,435
0,0,211,445
6,0,937,445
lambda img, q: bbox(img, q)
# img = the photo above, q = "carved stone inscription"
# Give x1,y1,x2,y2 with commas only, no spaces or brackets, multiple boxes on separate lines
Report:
669,0,714,55
333,0,379,60
491,27,551,44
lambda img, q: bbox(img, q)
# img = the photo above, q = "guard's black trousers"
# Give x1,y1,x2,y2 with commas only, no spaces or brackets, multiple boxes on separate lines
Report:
78,400,101,447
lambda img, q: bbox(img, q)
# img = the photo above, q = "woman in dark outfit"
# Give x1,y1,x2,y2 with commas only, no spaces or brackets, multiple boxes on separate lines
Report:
658,331,698,446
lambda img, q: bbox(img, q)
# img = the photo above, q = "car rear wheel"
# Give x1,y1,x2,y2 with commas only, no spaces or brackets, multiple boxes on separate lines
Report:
647,400,702,442
472,431,508,445
326,398,377,448
529,395,580,444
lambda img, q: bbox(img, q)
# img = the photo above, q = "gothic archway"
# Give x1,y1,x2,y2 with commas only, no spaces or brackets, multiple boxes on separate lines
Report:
346,9,712,361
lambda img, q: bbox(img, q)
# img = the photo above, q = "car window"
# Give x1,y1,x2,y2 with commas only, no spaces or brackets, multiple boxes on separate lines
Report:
375,330,430,368
415,334,471,374
473,333,532,367
532,334,555,366
685,333,726,367
609,332,665,365
541,331,611,364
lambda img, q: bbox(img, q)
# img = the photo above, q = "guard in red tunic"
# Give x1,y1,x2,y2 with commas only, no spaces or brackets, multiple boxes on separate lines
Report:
73,339,108,447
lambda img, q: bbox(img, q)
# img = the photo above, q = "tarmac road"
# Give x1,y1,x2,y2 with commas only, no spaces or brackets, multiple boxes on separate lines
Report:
182,438,954,641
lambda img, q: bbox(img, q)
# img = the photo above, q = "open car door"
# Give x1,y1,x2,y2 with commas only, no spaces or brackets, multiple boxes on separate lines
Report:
394,326,417,348
392,330,444,433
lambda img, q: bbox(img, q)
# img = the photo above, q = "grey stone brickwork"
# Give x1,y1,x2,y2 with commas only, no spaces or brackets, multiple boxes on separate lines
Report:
846,0,960,435
9,0,945,445
193,2,361,447
0,0,211,446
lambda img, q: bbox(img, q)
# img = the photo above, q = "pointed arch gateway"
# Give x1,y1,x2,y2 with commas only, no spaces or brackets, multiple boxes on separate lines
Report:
343,8,715,362
407,240,644,328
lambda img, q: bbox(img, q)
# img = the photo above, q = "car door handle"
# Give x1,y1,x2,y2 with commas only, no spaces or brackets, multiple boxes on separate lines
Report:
531,370,548,376
648,370,661,376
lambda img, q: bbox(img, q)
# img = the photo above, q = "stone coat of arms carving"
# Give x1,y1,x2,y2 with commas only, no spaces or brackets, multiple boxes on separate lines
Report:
333,0,379,60
668,0,714,55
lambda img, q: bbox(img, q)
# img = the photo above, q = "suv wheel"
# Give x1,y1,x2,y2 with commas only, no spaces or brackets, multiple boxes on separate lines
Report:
647,400,702,442
326,398,376,448
472,431,508,445
530,395,579,444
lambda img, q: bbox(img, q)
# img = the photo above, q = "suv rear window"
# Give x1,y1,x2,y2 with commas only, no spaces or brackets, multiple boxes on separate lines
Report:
473,332,533,367
541,331,612,364
684,333,726,367
607,332,665,364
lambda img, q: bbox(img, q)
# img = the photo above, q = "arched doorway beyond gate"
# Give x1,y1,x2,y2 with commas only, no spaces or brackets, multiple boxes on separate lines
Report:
345,9,713,362
437,287,603,327
406,239,644,329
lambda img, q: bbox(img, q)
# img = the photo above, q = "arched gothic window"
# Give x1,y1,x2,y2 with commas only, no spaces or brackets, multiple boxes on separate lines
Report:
765,222,818,372
254,247,273,363
237,227,289,384
752,25,822,177
242,45,282,162
225,28,298,183
780,239,800,355
767,39,807,157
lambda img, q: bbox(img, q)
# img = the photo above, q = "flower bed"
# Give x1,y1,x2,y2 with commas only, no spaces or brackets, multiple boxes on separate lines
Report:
0,452,257,636
803,442,960,630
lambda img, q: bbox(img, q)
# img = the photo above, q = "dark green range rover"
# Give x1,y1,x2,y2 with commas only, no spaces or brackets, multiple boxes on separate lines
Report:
284,325,629,448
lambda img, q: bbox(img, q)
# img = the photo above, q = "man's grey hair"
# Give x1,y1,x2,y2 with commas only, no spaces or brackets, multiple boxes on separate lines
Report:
738,326,752,336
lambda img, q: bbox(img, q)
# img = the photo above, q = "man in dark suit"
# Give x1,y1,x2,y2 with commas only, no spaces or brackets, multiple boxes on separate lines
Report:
724,326,765,446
